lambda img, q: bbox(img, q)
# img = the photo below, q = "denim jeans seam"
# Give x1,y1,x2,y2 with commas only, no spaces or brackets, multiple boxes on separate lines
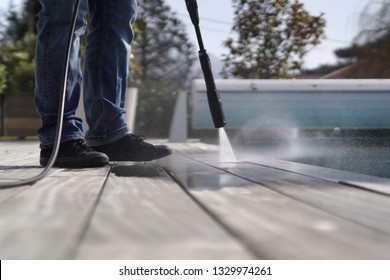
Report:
36,0,137,147
40,134,85,149
86,127,131,147
95,0,107,134
44,3,54,99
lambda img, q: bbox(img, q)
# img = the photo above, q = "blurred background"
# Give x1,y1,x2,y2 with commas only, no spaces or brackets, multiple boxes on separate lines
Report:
1,0,390,177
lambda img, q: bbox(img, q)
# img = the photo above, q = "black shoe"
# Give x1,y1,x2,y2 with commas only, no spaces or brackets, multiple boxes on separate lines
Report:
40,139,109,168
92,134,172,162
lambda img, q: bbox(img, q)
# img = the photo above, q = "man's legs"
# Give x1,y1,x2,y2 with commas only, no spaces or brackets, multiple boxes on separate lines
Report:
36,0,171,165
83,0,137,146
35,0,88,148
83,0,172,161
36,0,109,167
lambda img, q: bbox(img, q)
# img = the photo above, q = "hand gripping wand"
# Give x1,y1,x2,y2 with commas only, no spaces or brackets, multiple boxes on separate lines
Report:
185,0,226,128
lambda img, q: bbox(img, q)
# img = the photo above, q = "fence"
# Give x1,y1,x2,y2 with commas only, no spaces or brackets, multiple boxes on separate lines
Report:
0,94,40,137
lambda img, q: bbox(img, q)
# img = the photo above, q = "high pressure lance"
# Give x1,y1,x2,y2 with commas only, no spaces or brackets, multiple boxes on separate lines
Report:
185,0,226,128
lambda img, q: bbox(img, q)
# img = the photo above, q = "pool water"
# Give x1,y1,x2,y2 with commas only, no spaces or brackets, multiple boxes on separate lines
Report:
234,137,390,179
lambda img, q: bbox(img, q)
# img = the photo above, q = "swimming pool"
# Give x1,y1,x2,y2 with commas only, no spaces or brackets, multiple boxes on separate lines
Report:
191,79,390,178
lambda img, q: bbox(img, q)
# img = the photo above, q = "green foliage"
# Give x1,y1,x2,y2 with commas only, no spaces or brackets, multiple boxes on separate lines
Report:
132,0,195,137
0,34,36,94
135,81,179,137
0,0,38,94
0,64,7,94
0,34,36,93
223,0,325,79
1,0,194,137
9,60,35,93
1,1,40,40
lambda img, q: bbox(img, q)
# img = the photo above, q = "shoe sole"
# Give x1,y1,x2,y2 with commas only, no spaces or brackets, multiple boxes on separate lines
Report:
40,155,109,168
106,148,173,162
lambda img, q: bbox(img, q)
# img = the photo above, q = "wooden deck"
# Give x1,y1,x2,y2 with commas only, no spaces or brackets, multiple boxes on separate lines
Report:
1,140,390,259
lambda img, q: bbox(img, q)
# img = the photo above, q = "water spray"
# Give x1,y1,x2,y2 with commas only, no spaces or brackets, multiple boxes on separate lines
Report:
185,0,226,128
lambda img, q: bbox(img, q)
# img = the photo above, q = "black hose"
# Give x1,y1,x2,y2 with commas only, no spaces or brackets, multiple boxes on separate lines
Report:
0,0,81,188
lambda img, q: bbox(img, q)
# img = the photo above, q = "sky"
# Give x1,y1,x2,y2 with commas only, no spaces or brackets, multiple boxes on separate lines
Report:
0,0,375,69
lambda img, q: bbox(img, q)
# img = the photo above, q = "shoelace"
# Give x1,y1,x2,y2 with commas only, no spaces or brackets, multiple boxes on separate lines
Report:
71,139,94,151
130,134,154,147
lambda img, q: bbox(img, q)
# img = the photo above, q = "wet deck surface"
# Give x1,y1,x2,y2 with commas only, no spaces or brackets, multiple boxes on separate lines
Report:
1,140,390,259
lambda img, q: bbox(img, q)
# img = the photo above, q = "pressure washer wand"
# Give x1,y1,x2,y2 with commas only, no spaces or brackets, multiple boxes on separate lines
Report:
185,0,226,128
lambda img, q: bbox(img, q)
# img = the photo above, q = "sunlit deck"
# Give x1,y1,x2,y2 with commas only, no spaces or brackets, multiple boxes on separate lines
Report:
1,140,390,259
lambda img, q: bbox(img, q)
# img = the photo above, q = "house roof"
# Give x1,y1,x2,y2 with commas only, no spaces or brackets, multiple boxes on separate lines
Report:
321,60,390,79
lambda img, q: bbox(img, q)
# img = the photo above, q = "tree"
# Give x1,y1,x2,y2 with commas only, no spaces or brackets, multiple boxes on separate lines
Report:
300,63,348,76
222,0,325,79
334,37,390,63
0,34,36,94
331,0,390,78
1,1,40,41
1,0,195,136
356,0,390,45
0,0,39,94
335,0,390,63
0,64,7,94
132,0,196,137
133,0,195,82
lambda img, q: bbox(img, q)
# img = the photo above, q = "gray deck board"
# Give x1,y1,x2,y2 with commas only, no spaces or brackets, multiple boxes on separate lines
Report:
211,161,390,234
177,142,390,194
1,141,390,259
249,157,390,195
0,141,42,203
1,140,37,167
0,165,110,259
158,152,390,259
0,183,31,204
76,162,252,259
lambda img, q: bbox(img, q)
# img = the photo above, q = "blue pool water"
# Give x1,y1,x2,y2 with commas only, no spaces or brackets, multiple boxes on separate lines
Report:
194,91,390,129
192,79,390,178
234,137,390,179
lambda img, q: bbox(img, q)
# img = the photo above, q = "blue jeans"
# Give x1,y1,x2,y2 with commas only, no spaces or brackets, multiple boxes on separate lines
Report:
35,0,137,148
